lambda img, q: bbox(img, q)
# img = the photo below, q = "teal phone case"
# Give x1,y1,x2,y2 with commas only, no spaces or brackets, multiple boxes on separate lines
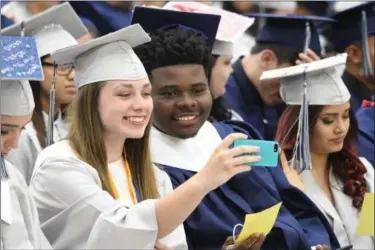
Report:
233,139,279,167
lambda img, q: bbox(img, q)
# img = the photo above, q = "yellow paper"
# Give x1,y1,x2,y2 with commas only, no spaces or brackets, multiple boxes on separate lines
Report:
236,202,282,244
356,193,374,236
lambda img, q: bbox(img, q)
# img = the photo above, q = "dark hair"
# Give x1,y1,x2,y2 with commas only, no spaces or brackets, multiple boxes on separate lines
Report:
207,55,232,122
29,79,47,148
250,43,301,65
134,28,212,77
29,55,49,148
275,105,368,209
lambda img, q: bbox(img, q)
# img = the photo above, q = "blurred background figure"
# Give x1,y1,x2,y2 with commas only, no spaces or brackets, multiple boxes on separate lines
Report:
69,1,133,36
137,1,168,7
1,0,59,24
1,1,98,41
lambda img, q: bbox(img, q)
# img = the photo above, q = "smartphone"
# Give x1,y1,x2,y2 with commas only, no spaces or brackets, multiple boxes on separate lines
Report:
233,139,279,167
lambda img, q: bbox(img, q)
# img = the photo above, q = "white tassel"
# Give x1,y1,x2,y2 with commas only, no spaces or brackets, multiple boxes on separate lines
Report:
361,10,374,78
46,63,56,146
0,156,9,181
303,21,312,54
291,66,311,173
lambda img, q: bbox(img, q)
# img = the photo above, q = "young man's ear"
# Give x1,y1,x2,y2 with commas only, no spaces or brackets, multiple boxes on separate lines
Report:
259,49,279,70
346,43,363,65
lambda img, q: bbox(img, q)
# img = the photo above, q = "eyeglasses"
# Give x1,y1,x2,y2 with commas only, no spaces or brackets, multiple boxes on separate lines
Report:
42,62,74,76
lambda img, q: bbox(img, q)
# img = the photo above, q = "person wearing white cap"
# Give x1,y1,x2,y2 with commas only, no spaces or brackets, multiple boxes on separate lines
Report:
28,24,256,249
2,2,88,185
209,39,237,122
0,36,52,249
261,54,375,250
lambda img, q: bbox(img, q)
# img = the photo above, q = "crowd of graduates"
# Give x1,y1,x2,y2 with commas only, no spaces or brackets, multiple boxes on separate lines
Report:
1,1,374,250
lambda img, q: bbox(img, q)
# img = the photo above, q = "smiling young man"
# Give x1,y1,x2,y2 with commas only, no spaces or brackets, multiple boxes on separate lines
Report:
132,6,339,250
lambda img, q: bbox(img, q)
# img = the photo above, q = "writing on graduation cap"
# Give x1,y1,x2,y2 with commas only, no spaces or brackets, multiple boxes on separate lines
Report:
163,1,254,42
1,36,43,80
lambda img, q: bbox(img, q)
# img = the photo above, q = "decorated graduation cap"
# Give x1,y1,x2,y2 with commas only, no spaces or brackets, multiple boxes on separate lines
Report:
161,1,254,57
260,53,350,172
2,3,88,147
50,24,150,89
247,13,334,55
131,6,221,51
331,2,375,77
1,36,44,116
1,2,88,57
1,36,44,180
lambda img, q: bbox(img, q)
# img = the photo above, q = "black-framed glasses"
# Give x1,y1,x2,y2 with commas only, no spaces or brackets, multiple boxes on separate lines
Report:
42,62,74,76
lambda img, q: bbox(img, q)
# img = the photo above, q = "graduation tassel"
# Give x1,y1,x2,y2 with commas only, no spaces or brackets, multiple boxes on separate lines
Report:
303,21,312,54
20,21,25,37
361,10,374,78
46,63,56,146
291,66,311,173
0,152,9,181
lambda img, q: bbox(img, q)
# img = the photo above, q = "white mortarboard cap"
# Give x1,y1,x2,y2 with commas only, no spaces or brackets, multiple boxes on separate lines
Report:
260,53,351,106
1,36,44,116
50,24,151,88
1,2,88,57
212,39,233,56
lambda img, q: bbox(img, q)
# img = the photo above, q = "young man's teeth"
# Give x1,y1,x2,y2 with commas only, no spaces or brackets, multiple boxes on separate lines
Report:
177,116,196,121
126,117,145,123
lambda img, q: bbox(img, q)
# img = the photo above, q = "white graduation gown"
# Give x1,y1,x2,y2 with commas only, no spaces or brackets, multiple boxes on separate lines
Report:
150,122,222,172
29,140,187,249
6,111,68,185
301,157,374,249
1,160,52,249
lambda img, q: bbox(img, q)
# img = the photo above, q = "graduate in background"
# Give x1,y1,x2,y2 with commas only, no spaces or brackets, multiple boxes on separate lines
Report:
293,1,336,57
133,6,339,250
224,14,329,140
271,55,374,249
209,39,236,122
294,1,334,17
356,100,375,167
69,1,133,36
2,3,88,185
330,2,375,113
0,36,52,250
29,24,256,249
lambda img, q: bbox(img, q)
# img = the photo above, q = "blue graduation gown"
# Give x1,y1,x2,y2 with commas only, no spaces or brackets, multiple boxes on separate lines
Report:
224,58,285,140
342,70,374,113
1,1,14,29
356,107,375,167
69,1,132,36
1,14,13,29
157,120,339,250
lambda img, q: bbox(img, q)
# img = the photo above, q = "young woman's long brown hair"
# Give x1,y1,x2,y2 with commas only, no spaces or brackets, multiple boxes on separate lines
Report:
275,105,368,209
68,81,159,200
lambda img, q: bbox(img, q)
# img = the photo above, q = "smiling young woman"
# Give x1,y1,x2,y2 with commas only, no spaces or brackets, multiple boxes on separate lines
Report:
28,24,257,250
272,55,374,250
